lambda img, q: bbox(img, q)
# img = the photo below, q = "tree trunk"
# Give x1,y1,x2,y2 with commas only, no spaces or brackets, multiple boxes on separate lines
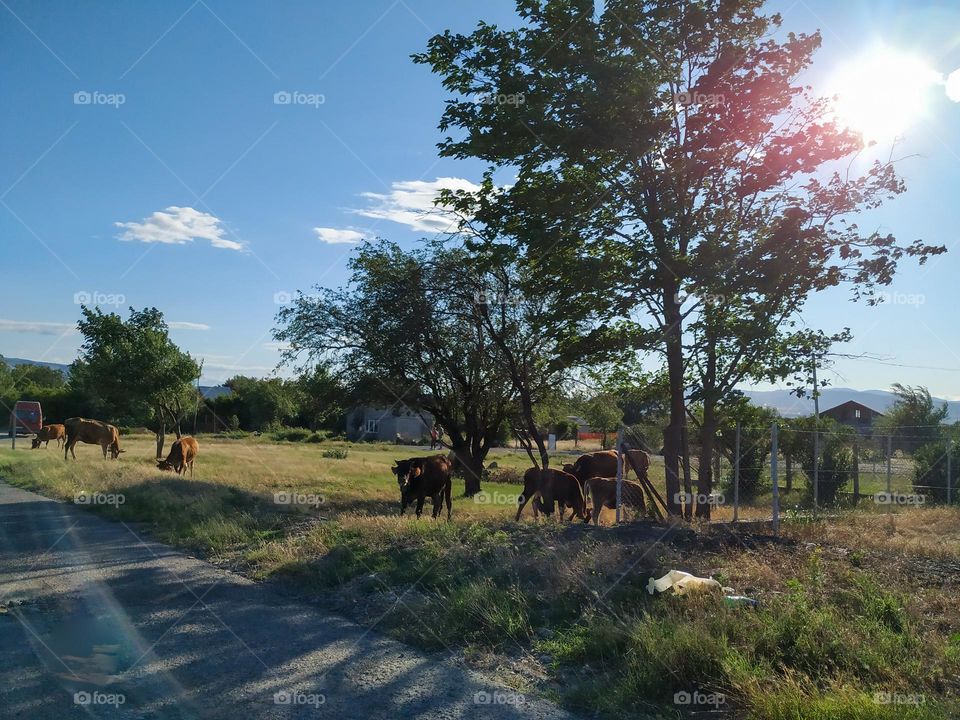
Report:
681,422,693,520
696,408,717,520
662,290,685,517
155,404,166,459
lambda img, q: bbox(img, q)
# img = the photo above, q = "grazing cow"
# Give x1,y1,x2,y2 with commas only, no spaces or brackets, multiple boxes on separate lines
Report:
584,476,647,526
32,423,66,449
515,468,590,522
63,418,124,460
564,450,619,488
157,436,200,477
393,455,452,520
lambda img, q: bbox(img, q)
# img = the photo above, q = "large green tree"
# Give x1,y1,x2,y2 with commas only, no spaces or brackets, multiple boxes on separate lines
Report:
274,240,516,494
71,307,200,458
415,0,944,516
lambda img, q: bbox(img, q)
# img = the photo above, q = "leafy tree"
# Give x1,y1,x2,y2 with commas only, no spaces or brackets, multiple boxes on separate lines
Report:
793,415,857,505
913,441,960,503
293,364,346,431
415,0,945,517
582,394,623,449
718,400,778,503
274,240,515,494
71,307,200,457
221,376,300,431
874,384,948,454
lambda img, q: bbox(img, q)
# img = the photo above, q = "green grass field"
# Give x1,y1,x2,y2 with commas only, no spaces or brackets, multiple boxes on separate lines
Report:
1,434,957,719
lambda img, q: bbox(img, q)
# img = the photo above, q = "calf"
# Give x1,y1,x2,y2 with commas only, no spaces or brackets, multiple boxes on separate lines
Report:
393,455,452,520
516,468,590,522
157,437,199,477
64,417,124,460
584,476,647,526
32,423,66,449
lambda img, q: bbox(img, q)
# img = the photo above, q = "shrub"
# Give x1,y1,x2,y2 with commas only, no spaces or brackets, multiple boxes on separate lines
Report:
322,448,348,459
306,432,326,443
484,467,523,485
271,427,311,442
913,441,960,503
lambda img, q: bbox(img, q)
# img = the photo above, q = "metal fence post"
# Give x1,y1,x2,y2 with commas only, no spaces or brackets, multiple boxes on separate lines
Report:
948,439,953,505
615,426,623,523
771,423,779,534
886,435,892,494
812,423,819,509
733,421,741,522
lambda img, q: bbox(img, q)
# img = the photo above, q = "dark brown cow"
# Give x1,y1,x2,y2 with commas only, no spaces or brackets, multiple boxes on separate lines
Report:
32,423,65,449
392,455,452,520
564,449,652,486
64,417,124,460
584,476,647,526
515,468,590,522
157,436,199,477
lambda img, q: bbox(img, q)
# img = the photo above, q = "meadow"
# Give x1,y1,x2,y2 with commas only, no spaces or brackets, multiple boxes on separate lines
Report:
1,433,957,719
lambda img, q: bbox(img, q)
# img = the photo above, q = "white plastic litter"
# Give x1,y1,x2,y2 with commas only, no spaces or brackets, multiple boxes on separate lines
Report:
647,569,735,596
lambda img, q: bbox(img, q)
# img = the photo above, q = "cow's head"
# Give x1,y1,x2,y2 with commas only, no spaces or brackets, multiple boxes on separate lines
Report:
109,441,124,459
392,459,422,494
31,437,41,449
157,459,174,472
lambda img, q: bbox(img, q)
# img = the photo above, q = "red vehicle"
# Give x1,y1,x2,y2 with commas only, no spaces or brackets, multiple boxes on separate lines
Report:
10,400,42,436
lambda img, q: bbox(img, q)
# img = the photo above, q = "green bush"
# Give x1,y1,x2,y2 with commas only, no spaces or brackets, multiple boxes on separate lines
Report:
271,427,311,442
306,432,326,443
322,448,348,459
913,441,960,503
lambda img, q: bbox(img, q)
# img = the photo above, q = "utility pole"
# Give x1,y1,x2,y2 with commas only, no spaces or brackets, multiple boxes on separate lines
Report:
812,353,820,509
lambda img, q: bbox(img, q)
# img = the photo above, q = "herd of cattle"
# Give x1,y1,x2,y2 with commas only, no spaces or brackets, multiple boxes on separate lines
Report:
392,448,651,525
34,420,642,524
29,417,199,476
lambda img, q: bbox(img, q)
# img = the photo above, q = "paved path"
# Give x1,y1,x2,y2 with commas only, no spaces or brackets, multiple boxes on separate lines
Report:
0,482,574,719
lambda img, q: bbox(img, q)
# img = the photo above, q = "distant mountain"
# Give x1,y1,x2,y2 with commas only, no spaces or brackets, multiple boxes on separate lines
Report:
199,385,231,399
2,356,71,374
743,387,960,422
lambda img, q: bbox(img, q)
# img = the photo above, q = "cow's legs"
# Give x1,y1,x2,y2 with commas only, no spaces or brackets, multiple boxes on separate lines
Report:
431,494,442,519
444,480,452,521
415,495,425,518
65,439,77,460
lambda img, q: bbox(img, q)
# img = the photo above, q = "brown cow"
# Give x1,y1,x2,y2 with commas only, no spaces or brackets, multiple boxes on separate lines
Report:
32,423,66,449
564,449,651,485
64,418,124,460
157,436,199,477
515,468,591,522
393,455,452,519
584,476,647,526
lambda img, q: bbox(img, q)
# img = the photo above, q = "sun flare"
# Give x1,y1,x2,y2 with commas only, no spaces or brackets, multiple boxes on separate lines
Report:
829,45,940,143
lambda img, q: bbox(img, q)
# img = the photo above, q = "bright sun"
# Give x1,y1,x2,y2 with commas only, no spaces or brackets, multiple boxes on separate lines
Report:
829,45,940,143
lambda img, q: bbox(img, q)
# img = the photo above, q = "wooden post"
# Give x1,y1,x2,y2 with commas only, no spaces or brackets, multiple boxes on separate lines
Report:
948,439,953,505
615,427,624,523
852,440,860,506
886,435,892,494
771,423,779,535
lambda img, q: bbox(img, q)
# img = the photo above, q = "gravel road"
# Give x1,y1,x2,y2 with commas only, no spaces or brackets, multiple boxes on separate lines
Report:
0,481,576,719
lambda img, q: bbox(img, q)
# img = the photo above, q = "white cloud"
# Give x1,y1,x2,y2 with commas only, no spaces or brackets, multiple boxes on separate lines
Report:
352,177,481,233
0,319,77,335
946,68,960,102
168,321,210,330
314,227,364,244
115,206,244,251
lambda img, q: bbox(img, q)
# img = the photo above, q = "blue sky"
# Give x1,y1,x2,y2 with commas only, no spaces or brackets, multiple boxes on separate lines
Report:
1,0,959,397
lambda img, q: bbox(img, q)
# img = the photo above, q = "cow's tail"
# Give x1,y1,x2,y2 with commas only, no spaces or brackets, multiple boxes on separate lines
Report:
444,473,452,521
